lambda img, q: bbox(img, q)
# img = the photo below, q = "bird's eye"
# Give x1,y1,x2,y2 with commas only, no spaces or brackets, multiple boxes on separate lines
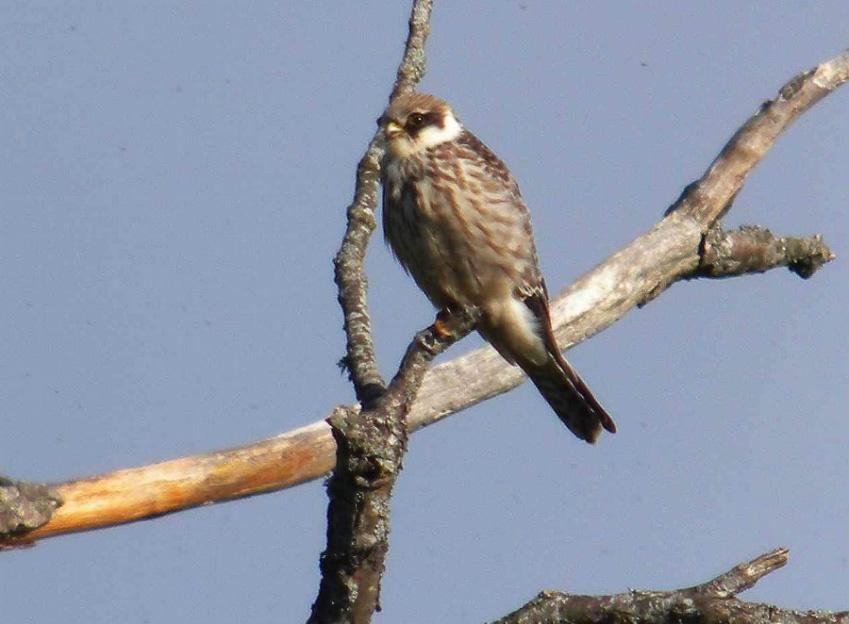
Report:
406,112,426,130
376,115,385,127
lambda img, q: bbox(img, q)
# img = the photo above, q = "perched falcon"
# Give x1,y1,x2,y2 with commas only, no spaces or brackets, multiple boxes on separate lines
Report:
378,92,616,443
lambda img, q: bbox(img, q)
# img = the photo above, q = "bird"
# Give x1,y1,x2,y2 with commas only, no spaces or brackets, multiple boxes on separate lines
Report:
378,92,616,443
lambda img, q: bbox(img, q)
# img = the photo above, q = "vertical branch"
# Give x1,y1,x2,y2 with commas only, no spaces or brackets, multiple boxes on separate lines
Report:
333,140,386,407
312,2,438,622
309,312,475,624
390,0,434,100
332,0,434,408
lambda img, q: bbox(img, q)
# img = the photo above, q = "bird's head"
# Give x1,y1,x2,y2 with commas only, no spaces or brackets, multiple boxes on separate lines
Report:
378,93,463,159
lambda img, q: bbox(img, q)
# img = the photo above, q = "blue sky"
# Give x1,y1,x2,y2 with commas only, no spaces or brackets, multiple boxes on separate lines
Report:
2,3,847,622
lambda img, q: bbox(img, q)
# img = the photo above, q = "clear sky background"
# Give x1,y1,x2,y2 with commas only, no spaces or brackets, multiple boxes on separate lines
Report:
2,3,847,623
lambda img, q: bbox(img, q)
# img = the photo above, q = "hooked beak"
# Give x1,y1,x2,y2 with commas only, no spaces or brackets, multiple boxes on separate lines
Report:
384,120,404,138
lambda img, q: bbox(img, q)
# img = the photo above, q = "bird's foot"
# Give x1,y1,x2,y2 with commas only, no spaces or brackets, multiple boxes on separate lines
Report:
432,308,455,340
431,306,481,341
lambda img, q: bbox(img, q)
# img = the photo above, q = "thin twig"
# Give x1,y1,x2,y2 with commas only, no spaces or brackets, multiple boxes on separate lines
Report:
693,547,789,597
333,138,386,407
391,0,433,100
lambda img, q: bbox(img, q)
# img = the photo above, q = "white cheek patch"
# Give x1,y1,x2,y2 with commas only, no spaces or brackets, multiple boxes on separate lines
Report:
416,112,462,148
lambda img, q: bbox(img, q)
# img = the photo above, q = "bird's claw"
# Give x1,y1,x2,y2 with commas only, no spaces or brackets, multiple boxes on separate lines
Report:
432,318,452,340
432,308,457,339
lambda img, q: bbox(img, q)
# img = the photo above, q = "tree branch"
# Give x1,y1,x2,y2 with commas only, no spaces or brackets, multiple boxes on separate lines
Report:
0,425,336,549
312,27,849,624
1,46,846,550
0,476,62,544
309,2,440,621
333,0,434,409
308,310,476,623
695,224,834,279
492,548,849,624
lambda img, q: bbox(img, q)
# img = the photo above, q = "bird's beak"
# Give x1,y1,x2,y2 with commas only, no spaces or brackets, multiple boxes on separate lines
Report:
384,121,404,138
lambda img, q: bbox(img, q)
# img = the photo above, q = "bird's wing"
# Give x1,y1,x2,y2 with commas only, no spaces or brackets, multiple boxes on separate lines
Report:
452,130,544,294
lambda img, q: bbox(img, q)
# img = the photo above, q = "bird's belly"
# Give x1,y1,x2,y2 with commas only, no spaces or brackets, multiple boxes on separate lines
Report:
386,206,518,310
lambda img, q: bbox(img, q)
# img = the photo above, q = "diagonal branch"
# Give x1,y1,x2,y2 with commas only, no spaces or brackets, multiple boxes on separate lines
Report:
1,48,846,550
692,547,790,597
492,548,849,624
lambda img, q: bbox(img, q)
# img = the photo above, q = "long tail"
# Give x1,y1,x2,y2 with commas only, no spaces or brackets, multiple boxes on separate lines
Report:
524,355,616,443
521,290,616,443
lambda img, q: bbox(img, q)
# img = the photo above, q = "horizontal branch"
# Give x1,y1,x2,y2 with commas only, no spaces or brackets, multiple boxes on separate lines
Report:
492,548,849,624
1,48,847,549
695,224,834,279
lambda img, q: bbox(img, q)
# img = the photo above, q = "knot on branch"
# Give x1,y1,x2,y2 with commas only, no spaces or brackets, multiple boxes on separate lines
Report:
0,476,63,543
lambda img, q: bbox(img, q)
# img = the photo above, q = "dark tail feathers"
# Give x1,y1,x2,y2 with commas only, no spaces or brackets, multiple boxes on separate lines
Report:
525,355,616,444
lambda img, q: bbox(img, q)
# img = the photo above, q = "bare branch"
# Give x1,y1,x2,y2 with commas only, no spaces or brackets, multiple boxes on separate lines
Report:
0,423,336,547
391,0,433,100
334,138,387,407
671,49,849,226
332,0,434,409
0,477,62,546
2,49,846,554
310,2,441,621
309,310,476,624
692,547,789,597
695,224,834,279
492,548,849,624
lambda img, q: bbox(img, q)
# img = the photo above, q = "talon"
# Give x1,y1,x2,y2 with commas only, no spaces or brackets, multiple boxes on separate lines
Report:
432,307,455,339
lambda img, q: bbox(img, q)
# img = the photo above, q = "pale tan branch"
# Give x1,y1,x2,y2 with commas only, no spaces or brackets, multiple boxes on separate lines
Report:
2,47,847,549
0,422,334,549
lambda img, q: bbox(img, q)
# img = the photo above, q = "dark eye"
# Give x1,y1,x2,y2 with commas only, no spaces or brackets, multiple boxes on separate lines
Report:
406,112,426,130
